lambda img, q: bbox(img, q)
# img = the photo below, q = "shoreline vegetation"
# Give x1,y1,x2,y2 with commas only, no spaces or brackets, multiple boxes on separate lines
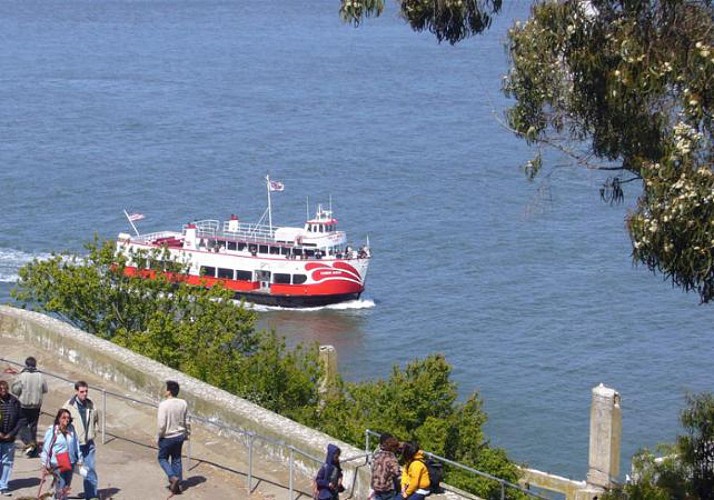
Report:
11,238,524,499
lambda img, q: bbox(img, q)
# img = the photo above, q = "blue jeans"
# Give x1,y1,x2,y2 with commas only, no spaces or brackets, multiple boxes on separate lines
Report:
79,440,99,499
405,494,426,500
374,491,398,500
53,469,74,500
158,435,185,481
0,442,15,491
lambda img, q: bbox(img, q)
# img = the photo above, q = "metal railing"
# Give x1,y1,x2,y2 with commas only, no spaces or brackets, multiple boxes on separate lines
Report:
365,429,551,500
196,219,275,242
0,356,363,499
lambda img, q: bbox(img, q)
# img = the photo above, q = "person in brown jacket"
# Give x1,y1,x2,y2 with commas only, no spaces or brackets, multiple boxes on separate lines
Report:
370,434,401,500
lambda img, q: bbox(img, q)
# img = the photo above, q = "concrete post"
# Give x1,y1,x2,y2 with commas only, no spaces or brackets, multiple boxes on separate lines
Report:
586,383,621,489
318,345,337,407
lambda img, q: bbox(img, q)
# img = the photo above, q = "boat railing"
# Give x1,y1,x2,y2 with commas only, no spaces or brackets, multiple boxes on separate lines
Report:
226,223,275,242
131,230,182,243
193,220,220,236
192,220,276,244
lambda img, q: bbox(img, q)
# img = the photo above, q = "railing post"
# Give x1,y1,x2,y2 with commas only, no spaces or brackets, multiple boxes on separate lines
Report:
365,429,370,457
186,414,192,470
289,446,295,498
501,480,505,500
101,389,107,445
247,433,254,493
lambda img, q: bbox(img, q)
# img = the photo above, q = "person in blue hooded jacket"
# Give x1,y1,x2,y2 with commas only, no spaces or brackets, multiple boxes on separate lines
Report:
314,443,344,499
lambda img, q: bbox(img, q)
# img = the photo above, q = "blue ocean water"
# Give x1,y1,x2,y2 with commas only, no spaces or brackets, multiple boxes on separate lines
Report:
1,0,711,481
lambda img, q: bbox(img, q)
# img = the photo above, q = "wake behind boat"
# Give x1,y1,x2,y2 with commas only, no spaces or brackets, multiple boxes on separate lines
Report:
116,176,371,308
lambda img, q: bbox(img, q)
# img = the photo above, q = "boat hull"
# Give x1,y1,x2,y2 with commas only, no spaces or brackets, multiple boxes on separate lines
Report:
234,290,362,308
122,254,368,309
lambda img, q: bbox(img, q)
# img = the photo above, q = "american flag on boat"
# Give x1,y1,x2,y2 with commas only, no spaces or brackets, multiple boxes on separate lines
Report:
127,212,145,222
268,180,285,192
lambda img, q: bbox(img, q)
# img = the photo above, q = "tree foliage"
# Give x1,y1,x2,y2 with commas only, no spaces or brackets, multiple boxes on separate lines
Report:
504,0,714,303
679,393,714,498
603,393,714,500
339,0,502,44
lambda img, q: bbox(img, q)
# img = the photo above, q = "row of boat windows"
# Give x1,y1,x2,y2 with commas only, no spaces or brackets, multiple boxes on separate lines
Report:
200,239,319,254
306,224,335,233
200,266,308,285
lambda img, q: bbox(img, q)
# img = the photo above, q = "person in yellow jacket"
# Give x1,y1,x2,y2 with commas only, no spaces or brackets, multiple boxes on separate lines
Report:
399,442,430,500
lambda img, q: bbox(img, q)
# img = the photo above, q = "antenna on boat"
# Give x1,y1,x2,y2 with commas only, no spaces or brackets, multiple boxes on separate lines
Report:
306,196,309,221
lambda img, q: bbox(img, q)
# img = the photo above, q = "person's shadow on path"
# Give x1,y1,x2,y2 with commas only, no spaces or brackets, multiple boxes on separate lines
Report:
182,475,207,493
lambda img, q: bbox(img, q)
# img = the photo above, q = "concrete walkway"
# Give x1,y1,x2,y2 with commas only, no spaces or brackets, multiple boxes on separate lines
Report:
0,336,315,500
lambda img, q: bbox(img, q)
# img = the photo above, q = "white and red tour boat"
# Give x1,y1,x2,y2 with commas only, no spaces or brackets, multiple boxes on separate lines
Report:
116,176,371,308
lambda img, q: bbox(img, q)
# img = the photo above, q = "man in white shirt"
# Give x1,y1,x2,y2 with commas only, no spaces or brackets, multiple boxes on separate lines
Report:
157,380,189,495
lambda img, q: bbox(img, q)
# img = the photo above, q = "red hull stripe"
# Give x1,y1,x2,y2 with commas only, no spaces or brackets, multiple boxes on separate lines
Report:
123,267,364,296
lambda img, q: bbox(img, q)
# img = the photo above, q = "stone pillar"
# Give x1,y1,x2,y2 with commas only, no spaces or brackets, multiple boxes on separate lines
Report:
318,345,338,407
586,383,621,489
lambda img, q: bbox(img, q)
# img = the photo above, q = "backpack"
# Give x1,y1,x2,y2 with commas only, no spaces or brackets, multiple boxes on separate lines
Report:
418,457,444,494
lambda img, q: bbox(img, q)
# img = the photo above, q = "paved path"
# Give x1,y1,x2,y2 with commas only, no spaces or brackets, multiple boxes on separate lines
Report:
0,336,314,500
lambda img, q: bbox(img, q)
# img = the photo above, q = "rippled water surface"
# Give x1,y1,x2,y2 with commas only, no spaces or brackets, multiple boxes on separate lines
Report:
1,0,711,480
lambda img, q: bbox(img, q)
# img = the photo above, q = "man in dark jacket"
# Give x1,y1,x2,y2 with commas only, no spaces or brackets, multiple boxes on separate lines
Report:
0,380,23,496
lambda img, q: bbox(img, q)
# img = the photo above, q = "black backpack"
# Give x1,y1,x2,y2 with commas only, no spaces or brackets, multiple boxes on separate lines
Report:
418,457,444,494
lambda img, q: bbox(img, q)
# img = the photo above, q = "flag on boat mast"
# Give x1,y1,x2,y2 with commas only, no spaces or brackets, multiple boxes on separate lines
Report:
268,179,285,192
127,212,145,222
123,210,145,236
265,175,285,235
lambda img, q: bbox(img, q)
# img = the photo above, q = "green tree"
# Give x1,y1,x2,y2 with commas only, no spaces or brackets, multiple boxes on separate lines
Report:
680,393,714,498
604,393,714,499
338,0,502,44
232,331,323,420
503,0,714,303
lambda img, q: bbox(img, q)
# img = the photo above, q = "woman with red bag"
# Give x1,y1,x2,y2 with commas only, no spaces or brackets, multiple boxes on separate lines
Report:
40,408,82,500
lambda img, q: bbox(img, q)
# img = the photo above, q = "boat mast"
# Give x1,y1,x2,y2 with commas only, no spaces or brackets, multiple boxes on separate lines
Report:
265,174,273,234
123,209,141,236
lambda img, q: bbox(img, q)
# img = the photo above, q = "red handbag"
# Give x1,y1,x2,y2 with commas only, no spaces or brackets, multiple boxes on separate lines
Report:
55,451,72,472
47,428,74,473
